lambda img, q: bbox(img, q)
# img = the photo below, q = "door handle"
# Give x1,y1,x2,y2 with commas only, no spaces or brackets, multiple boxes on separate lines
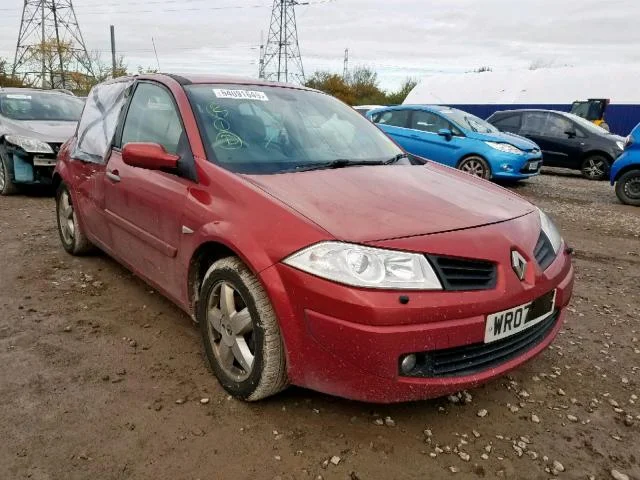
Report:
106,170,120,183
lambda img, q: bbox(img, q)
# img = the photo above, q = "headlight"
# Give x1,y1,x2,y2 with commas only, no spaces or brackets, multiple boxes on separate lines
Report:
485,141,523,155
4,135,54,154
616,140,625,150
282,241,442,290
538,209,562,254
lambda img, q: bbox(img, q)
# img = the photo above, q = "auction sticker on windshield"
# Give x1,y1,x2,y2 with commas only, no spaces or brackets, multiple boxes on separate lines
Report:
213,89,268,101
484,290,556,343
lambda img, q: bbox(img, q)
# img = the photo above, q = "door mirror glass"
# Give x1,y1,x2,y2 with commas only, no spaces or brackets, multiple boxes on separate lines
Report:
437,128,453,140
122,142,179,170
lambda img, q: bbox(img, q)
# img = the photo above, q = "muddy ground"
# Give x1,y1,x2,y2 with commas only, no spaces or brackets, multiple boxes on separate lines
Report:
1,170,639,480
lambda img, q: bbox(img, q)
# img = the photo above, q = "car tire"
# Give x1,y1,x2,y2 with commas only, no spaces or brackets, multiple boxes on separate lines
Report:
458,156,491,179
56,183,94,255
615,170,640,206
581,155,610,180
198,256,288,401
0,145,19,196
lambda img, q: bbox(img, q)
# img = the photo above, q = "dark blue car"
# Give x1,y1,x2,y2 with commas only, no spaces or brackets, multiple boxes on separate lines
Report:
367,105,542,181
611,123,640,206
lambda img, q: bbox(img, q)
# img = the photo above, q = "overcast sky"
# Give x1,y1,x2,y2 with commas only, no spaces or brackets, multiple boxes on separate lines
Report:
1,0,638,90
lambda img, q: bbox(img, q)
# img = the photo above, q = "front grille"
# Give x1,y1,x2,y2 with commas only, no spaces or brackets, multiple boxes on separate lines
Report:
534,232,555,270
402,310,559,378
428,255,497,291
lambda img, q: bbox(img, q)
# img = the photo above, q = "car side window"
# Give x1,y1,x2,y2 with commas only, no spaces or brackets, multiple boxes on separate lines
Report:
411,110,450,133
120,83,184,154
546,114,574,138
491,113,521,133
521,112,550,136
373,109,410,128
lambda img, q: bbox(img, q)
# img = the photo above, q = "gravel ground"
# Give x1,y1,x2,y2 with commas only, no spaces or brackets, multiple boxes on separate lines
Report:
1,170,639,480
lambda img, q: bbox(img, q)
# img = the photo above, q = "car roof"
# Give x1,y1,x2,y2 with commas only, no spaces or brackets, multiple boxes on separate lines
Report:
101,73,317,93
489,109,570,116
371,104,457,113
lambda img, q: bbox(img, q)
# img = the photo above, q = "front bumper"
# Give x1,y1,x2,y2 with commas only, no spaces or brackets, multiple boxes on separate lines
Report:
260,216,574,403
490,151,543,180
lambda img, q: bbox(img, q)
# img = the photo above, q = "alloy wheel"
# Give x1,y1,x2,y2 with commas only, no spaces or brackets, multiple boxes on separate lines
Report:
583,158,606,179
206,280,255,382
58,189,76,245
460,158,487,178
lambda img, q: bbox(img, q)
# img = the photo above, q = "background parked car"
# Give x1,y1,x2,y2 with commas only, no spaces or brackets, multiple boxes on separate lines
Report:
353,104,384,116
610,123,640,206
0,88,84,195
487,109,625,180
367,105,542,180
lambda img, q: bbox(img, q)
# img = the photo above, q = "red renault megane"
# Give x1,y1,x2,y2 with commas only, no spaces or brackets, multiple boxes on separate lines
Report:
53,74,574,403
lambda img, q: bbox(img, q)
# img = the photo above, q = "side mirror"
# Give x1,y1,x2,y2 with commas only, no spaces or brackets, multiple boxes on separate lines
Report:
438,128,453,140
121,142,179,170
565,130,577,139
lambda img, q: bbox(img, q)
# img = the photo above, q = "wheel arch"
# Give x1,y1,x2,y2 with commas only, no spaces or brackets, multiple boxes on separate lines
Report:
187,240,245,319
582,150,613,164
612,164,640,183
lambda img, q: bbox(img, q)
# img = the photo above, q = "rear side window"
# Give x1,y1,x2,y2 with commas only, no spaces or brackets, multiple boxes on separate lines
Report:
545,114,574,137
491,113,521,133
120,83,184,154
521,112,550,135
410,110,450,133
372,109,410,128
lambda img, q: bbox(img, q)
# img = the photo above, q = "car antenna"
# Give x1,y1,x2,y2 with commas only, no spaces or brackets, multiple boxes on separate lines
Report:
151,37,161,71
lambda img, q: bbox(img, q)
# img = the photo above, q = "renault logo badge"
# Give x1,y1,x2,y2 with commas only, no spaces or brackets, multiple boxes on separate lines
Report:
511,250,527,281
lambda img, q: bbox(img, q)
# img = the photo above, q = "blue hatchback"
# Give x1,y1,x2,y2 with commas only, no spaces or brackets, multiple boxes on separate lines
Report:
610,123,640,206
367,105,542,180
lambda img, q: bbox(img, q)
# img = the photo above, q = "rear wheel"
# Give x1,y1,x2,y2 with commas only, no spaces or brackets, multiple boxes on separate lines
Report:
615,170,640,206
0,146,19,196
56,183,94,255
198,257,288,401
458,156,491,179
581,155,610,180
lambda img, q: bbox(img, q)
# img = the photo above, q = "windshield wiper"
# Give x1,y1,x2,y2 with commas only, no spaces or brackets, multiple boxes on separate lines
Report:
291,159,386,173
384,153,409,164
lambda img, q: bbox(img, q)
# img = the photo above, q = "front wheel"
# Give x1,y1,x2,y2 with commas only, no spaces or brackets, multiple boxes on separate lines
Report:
581,155,610,180
198,257,288,401
615,170,640,206
458,156,491,179
56,183,94,255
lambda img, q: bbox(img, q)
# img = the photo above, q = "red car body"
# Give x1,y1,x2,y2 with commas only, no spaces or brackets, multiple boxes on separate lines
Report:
54,74,574,403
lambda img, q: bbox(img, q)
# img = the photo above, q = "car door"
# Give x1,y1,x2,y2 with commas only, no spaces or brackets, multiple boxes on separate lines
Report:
542,114,586,168
519,112,564,166
371,109,412,148
103,81,193,297
402,110,465,166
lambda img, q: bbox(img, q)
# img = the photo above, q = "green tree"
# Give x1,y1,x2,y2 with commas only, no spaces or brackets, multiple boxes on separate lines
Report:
0,58,26,87
347,65,386,105
305,71,355,105
386,77,418,105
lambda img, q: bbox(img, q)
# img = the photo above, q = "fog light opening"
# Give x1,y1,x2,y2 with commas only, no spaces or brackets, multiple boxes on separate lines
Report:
500,163,514,172
400,354,417,374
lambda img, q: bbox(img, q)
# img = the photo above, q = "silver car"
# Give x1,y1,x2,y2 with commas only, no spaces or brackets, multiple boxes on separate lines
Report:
0,88,84,195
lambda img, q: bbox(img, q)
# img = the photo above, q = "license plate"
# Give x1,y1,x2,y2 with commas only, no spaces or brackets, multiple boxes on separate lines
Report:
484,290,556,343
33,157,56,167
528,161,540,171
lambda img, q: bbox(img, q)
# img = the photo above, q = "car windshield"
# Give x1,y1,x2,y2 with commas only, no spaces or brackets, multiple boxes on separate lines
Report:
185,84,403,174
0,91,84,121
563,112,611,135
438,108,499,134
